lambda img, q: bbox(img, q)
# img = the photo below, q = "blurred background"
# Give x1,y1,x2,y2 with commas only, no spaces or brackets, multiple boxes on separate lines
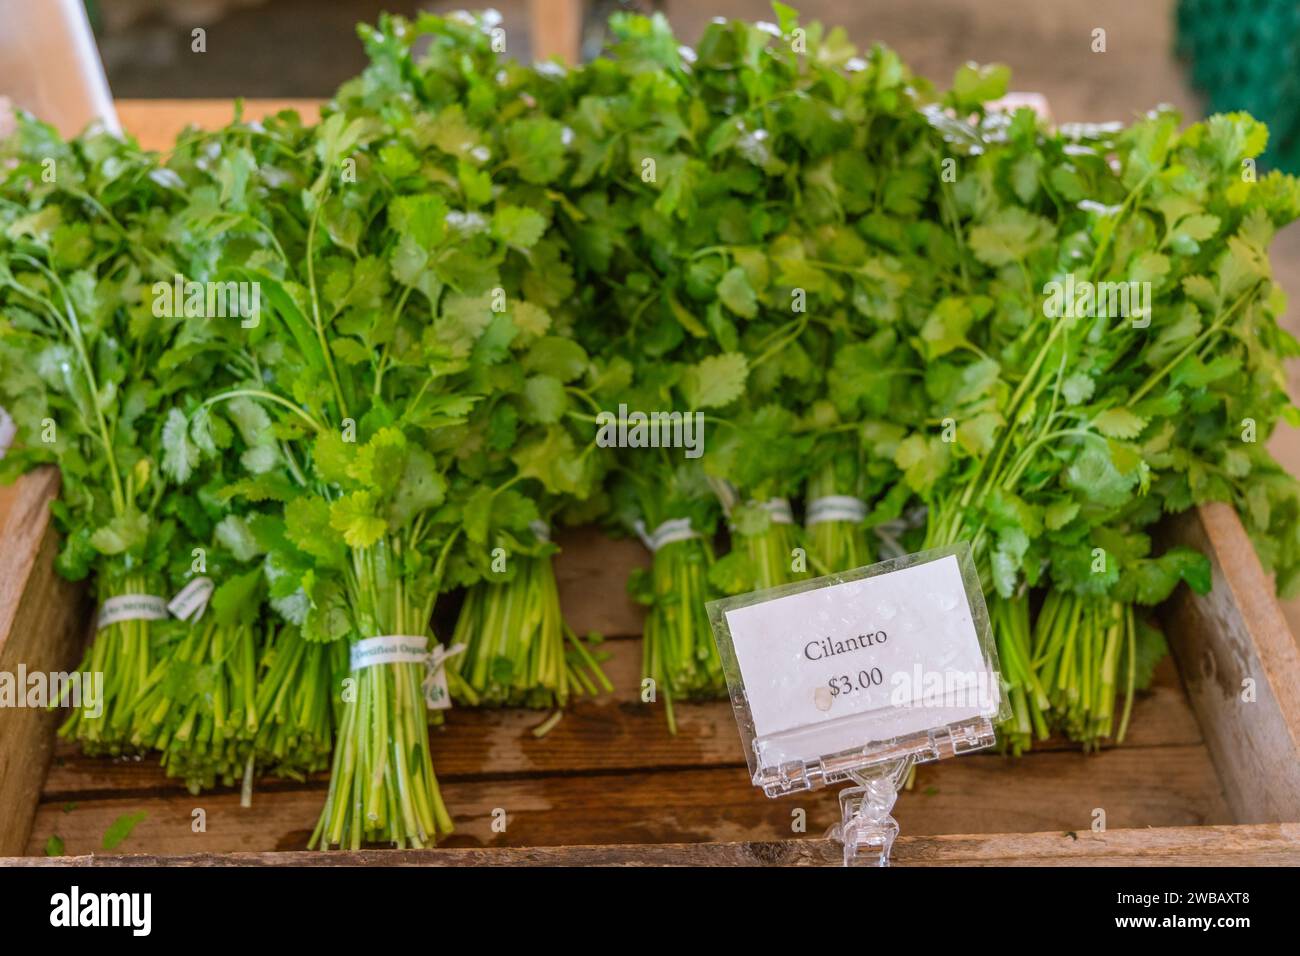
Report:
94,0,1199,123
10,0,1300,628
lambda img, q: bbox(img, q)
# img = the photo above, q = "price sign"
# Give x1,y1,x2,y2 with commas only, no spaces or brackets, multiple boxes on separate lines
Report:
708,544,1004,792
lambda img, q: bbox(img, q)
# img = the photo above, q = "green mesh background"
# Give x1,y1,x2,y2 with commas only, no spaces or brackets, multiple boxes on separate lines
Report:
1176,0,1300,171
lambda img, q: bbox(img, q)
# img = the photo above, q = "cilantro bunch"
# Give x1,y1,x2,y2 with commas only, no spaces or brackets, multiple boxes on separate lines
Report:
153,11,626,843
0,111,344,785
0,116,216,753
340,14,616,714
903,105,1300,748
616,459,726,732
129,572,261,795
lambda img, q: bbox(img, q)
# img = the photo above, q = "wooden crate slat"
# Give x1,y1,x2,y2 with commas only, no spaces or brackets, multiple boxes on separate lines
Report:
552,524,647,637
116,100,322,152
26,744,1228,856
10,822,1298,867
530,0,584,64
0,467,91,856
907,742,1229,834
1158,503,1300,823
891,822,1300,866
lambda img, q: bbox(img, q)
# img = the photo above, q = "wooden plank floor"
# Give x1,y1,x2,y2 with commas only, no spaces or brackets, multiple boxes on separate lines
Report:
25,527,1230,857
30,742,1230,856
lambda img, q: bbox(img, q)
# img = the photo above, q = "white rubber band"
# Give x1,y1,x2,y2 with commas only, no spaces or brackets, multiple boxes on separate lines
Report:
761,497,794,525
634,517,699,553
726,498,795,534
805,495,868,526
96,594,169,630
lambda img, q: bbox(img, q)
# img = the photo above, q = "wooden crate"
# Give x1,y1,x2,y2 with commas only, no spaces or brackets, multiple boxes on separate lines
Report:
2,465,1299,866
2,101,1299,866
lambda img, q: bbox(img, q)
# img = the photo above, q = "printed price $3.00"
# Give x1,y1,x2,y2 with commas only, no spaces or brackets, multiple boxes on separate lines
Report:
827,668,884,697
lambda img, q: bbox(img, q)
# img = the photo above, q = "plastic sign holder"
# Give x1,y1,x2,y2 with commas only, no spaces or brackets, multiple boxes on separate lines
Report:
707,543,1008,866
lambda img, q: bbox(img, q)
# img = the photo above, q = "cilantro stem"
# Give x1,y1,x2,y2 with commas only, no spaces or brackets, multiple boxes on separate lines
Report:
751,313,808,367
304,194,351,422
1116,604,1137,743
566,624,614,692
531,710,563,737
564,384,602,414
1129,283,1260,404
1083,168,1159,280
8,255,127,515
165,124,303,163
930,146,971,291
201,389,327,434
373,286,412,397
64,186,174,276
1000,427,1098,491
279,439,309,487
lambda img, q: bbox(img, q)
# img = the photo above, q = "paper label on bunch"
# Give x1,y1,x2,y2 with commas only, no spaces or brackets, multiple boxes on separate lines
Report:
96,594,169,630
724,554,994,761
422,643,464,711
168,577,214,622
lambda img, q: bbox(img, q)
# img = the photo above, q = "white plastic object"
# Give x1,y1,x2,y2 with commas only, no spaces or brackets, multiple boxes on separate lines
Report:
0,0,120,137
827,757,913,867
708,543,1006,866
0,405,14,458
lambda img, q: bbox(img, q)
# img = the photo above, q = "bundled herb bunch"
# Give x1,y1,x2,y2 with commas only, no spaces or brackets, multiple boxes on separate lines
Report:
0,121,208,754
4,5,1300,853
162,13,622,846
337,16,617,714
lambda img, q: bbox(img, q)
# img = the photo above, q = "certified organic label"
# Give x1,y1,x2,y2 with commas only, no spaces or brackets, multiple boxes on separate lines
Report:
349,636,431,670
724,554,993,761
349,636,463,711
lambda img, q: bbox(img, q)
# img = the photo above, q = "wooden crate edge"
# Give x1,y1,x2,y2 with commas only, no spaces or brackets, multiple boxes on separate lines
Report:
0,468,88,856
5,823,1298,867
1158,503,1300,823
